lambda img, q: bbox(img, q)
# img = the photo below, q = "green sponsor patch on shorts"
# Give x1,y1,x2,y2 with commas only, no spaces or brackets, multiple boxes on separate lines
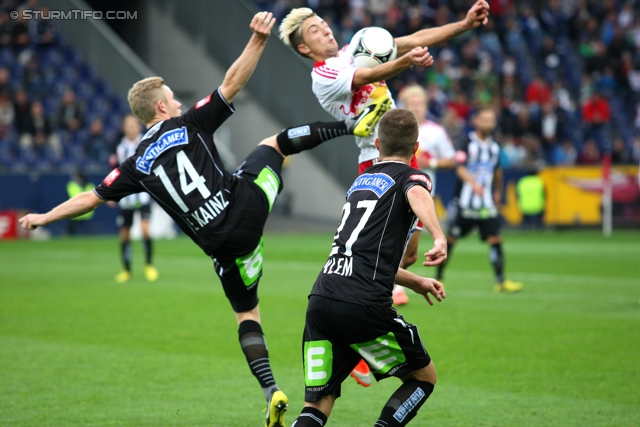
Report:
253,167,280,211
235,238,263,286
304,340,333,387
351,332,406,375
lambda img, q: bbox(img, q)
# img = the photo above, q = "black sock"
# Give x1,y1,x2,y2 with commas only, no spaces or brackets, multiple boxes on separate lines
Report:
143,238,153,265
435,241,454,280
238,320,278,400
374,380,434,427
292,407,327,427
276,121,349,155
490,243,504,283
121,241,131,272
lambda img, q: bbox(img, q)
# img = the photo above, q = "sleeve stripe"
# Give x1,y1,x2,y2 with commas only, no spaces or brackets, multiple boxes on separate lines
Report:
313,69,339,80
314,65,339,76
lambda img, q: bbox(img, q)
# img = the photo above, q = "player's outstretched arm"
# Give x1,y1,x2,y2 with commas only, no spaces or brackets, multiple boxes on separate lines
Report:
407,185,447,266
396,268,446,305
352,46,434,89
219,11,275,104
19,191,105,230
394,0,490,56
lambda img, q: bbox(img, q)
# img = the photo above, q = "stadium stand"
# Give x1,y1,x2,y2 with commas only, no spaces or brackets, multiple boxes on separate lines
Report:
0,0,129,174
256,0,640,169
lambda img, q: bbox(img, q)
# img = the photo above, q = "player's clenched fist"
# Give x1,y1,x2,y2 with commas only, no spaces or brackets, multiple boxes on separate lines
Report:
19,214,45,230
251,11,275,38
465,0,490,29
409,47,434,68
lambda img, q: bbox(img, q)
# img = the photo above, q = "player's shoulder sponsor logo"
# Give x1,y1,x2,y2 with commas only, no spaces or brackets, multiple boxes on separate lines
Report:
103,168,121,186
410,174,432,192
136,126,189,174
195,94,211,109
347,173,395,198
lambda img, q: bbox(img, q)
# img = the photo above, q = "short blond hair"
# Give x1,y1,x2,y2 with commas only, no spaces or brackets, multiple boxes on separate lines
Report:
127,77,166,124
279,7,316,57
398,84,428,105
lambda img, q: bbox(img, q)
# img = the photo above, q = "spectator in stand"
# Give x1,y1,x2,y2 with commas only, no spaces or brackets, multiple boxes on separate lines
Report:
552,140,578,166
538,101,565,162
11,12,30,61
0,10,13,47
32,6,58,46
578,19,607,74
447,90,472,122
581,90,611,150
520,135,545,171
539,0,569,42
85,117,112,165
525,76,552,117
57,89,84,133
576,138,601,165
569,0,591,42
0,67,13,98
611,137,632,165
0,90,14,138
12,88,31,138
540,36,561,83
22,56,46,99
20,100,62,159
512,105,539,143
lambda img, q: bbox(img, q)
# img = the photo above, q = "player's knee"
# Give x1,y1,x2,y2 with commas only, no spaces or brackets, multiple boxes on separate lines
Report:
260,135,286,157
404,361,437,385
304,395,335,418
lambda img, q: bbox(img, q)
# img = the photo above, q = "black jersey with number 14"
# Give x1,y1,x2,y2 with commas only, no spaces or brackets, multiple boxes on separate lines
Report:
94,88,255,257
311,161,433,308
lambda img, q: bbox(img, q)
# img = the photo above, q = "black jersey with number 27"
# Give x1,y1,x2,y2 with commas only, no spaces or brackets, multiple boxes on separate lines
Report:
94,88,255,257
311,161,433,308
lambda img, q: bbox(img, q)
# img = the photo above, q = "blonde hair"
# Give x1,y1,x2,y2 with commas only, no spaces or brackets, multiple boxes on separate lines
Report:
398,84,428,105
279,7,316,57
127,77,166,124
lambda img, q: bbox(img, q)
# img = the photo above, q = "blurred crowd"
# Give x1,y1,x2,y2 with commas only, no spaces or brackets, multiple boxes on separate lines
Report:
256,0,640,169
0,0,129,173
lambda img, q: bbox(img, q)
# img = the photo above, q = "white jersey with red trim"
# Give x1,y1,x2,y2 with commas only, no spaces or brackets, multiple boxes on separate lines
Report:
311,47,396,164
415,119,456,193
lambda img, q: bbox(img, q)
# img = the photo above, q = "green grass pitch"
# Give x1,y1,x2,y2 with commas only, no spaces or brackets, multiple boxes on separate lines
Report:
1,229,639,426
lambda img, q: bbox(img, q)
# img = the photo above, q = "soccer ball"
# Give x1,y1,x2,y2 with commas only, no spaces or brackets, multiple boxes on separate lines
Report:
349,27,397,68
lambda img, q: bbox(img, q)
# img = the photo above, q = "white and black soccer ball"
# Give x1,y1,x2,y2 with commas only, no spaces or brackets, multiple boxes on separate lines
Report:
349,27,397,68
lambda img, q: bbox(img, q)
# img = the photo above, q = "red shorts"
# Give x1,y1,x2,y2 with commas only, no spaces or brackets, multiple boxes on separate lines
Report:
359,155,423,229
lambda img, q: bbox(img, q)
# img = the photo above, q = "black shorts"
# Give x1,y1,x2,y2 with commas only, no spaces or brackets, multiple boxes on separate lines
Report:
212,145,284,313
302,295,431,402
448,213,501,241
117,204,152,228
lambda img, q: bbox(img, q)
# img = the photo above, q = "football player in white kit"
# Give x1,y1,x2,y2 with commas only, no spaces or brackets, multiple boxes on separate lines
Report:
279,0,489,389
392,84,456,303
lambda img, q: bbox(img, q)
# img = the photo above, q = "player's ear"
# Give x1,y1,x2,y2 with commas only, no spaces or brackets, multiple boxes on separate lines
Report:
156,99,166,115
297,44,311,56
374,137,380,151
413,141,419,154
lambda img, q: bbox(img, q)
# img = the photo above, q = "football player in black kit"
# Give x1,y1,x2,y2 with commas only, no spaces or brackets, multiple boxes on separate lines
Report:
18,11,388,427
290,109,447,427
